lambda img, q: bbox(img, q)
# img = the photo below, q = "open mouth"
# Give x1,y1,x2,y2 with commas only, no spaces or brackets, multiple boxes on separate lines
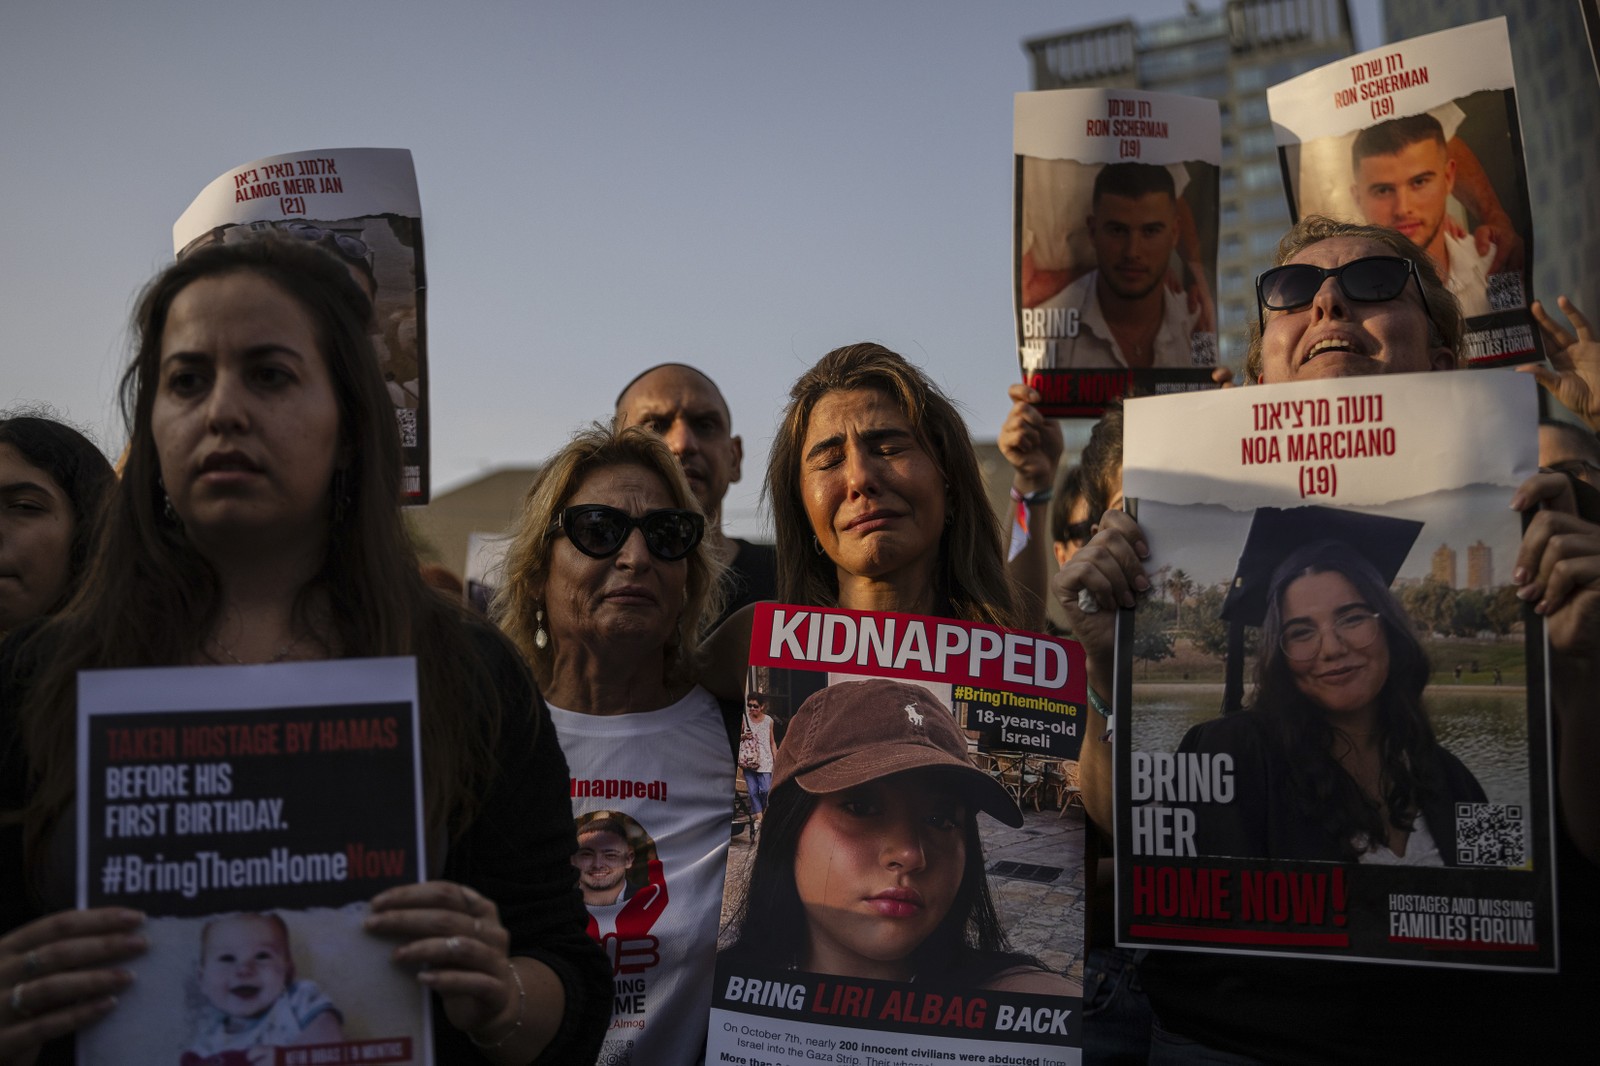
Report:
229,983,262,999
1303,336,1366,364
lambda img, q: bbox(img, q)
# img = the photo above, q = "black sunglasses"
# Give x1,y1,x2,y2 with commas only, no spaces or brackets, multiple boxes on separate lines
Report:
1062,518,1096,547
1255,256,1431,331
554,504,704,561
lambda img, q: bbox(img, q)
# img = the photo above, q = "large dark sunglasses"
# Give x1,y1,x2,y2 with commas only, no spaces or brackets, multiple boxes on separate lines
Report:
554,504,704,561
1255,256,1430,331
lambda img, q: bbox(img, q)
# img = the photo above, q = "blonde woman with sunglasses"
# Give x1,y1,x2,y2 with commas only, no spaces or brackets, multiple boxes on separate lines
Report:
495,423,736,1066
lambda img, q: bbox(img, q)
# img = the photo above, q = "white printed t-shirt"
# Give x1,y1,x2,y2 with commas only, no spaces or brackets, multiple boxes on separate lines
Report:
549,685,734,1066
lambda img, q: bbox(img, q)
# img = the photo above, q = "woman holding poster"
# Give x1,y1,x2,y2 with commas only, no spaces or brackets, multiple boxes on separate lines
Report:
1055,215,1600,1062
494,422,738,1065
766,343,1022,627
0,416,114,636
721,679,1073,993
0,237,609,1065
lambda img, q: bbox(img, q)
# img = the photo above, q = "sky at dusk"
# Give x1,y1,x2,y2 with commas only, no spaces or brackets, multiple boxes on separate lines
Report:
1,1,1384,539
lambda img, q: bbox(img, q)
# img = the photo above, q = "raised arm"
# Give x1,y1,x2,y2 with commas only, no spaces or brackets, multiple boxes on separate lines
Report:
1512,472,1600,865
1000,384,1064,632
1521,297,1600,432
1446,135,1525,275
1049,510,1151,832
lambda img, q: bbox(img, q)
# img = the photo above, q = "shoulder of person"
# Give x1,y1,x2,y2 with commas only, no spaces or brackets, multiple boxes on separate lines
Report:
1178,711,1269,754
0,618,54,695
730,539,778,597
982,962,1078,996
731,539,776,567
1428,741,1489,803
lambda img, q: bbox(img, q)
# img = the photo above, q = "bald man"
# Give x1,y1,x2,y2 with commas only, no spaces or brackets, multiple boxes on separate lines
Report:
616,364,777,621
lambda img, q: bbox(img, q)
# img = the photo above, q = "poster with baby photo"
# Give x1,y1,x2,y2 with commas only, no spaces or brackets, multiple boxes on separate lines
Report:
76,658,432,1064
1013,88,1222,417
1110,371,1556,971
707,604,1087,1066
172,148,430,501
1268,18,1541,368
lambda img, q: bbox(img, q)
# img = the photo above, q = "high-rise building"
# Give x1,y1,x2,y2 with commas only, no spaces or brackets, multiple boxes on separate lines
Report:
1466,540,1493,589
1022,0,1354,369
1384,1,1600,327
1432,543,1458,587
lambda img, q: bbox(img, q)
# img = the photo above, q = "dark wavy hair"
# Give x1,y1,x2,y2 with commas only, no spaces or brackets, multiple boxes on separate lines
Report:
12,236,518,857
719,776,1034,983
1249,539,1440,860
766,343,1019,627
0,414,114,613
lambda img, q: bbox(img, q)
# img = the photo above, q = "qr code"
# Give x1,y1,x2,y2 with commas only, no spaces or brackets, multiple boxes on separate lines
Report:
596,1040,633,1066
394,406,418,447
1456,802,1525,866
1487,272,1525,312
1190,331,1218,368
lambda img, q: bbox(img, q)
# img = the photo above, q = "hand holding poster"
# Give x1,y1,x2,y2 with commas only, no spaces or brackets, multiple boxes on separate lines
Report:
172,148,430,500
1014,89,1221,416
1112,371,1556,971
76,659,432,1064
708,605,1087,1065
1268,19,1541,367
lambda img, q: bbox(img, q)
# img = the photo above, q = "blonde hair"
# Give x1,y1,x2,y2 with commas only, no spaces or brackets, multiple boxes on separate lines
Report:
1245,215,1464,383
495,423,726,687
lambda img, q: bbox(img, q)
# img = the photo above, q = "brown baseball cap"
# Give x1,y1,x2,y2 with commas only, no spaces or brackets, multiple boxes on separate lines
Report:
773,679,1024,828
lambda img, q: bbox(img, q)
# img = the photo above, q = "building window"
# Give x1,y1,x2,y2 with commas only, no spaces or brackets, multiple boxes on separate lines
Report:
1241,128,1277,158
1249,195,1289,223
1234,66,1266,91
1250,229,1281,257
1242,160,1280,190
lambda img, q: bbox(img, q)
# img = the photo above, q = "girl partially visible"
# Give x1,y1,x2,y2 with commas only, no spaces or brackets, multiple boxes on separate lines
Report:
0,415,114,636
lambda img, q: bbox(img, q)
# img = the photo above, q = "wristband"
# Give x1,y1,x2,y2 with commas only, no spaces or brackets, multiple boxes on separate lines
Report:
1010,485,1054,506
1087,685,1111,719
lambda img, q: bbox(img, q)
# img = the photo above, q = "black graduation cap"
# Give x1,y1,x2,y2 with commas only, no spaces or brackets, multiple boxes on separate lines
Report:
1219,506,1424,627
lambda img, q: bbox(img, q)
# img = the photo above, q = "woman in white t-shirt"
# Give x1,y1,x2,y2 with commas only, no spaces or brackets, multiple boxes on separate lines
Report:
496,422,735,1065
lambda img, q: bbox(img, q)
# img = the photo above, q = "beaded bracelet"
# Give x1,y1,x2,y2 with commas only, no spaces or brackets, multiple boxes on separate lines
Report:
468,960,527,1051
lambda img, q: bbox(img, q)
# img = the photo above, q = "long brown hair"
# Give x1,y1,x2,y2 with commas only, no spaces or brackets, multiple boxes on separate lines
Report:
766,343,1019,627
11,236,514,858
494,422,726,689
1250,539,1437,860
